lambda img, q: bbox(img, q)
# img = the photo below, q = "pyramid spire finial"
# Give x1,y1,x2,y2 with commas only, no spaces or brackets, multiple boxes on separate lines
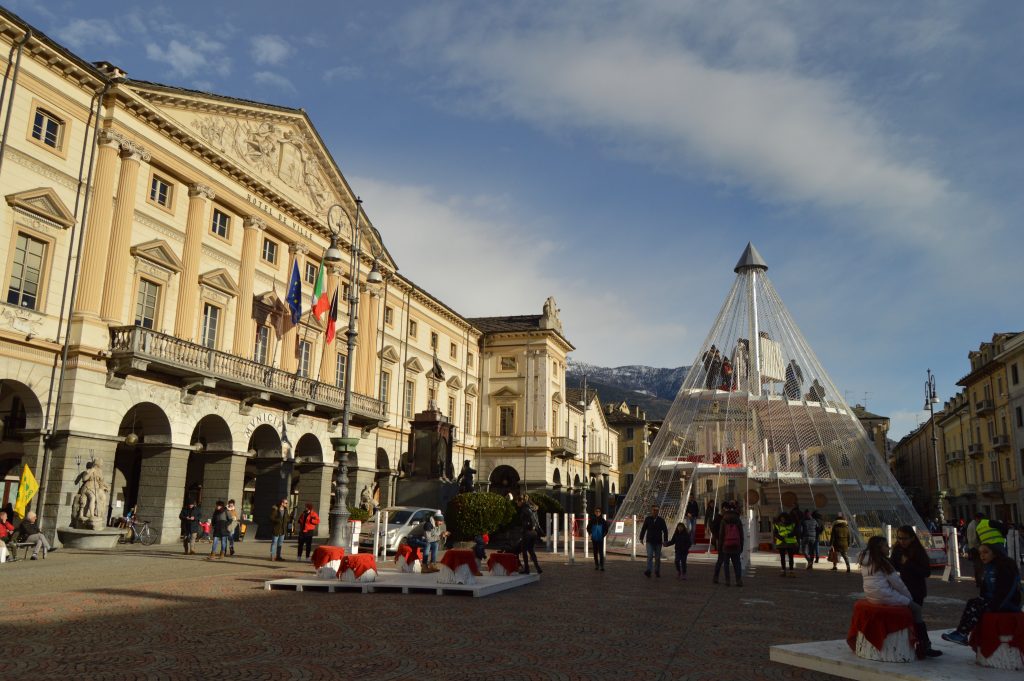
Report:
734,242,768,273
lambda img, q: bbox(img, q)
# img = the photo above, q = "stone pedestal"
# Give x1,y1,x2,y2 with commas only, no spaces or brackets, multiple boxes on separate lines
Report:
395,479,458,511
56,526,121,549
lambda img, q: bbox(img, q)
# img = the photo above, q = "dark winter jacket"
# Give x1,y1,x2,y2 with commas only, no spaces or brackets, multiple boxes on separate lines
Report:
830,519,851,552
665,527,692,556
270,504,289,536
179,505,201,534
587,515,610,544
980,555,1022,612
211,507,231,538
891,544,930,605
716,511,744,554
639,515,668,545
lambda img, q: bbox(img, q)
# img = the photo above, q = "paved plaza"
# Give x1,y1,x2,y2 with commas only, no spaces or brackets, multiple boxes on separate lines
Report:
1,542,981,681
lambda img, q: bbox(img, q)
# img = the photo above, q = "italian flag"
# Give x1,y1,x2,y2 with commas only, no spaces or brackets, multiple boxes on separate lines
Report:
311,259,329,321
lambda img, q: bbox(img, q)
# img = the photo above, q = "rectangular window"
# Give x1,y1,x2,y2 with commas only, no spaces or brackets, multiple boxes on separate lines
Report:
448,396,456,419
625,446,635,463
380,371,391,406
552,409,558,436
149,175,172,207
31,108,63,148
7,233,47,310
465,402,473,434
384,306,394,326
450,342,457,359
305,262,318,285
500,356,516,371
1012,364,1019,386
403,380,415,418
467,352,474,368
336,353,347,387
211,209,230,239
626,473,634,491
626,427,635,439
134,279,160,329
408,319,418,338
200,303,220,349
261,238,278,264
254,325,270,364
1017,406,1023,428
297,341,312,378
430,331,438,350
499,406,514,436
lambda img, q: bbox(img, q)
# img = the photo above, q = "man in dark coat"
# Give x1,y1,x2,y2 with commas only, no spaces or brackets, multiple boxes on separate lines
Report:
639,505,669,578
179,501,201,555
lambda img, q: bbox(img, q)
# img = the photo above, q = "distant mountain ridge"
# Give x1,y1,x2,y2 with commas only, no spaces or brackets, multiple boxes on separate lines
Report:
566,359,690,420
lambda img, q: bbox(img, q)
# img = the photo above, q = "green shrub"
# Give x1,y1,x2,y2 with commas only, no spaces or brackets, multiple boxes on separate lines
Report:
348,506,371,521
528,491,564,515
444,492,516,540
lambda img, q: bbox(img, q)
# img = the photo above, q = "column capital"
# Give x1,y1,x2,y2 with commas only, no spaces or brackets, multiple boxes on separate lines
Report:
188,183,216,200
119,140,151,163
288,243,309,256
327,263,345,277
243,216,266,231
96,128,124,149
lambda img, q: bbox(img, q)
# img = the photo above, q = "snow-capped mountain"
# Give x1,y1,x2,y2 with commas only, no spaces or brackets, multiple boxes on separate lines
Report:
565,359,690,420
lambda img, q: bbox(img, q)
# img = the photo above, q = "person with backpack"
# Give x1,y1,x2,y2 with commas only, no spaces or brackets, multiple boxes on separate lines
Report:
713,503,744,586
296,502,319,561
517,496,543,575
802,510,821,570
665,520,692,579
587,507,610,571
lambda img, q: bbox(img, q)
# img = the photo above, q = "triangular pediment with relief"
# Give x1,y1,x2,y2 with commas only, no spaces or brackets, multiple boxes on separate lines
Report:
379,344,400,364
446,375,463,390
130,239,183,273
199,269,239,297
405,356,424,373
491,386,520,398
6,187,75,228
465,383,478,397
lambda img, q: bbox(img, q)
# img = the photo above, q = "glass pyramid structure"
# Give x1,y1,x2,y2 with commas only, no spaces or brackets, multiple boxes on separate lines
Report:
611,243,925,550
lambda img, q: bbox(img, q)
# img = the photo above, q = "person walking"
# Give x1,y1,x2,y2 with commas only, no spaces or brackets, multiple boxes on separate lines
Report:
209,500,231,560
773,512,798,577
714,503,744,586
179,500,200,555
517,496,543,574
225,499,238,555
859,535,932,659
802,510,821,570
424,513,448,569
639,505,669,578
942,543,1022,645
296,502,319,561
587,507,610,571
270,498,288,561
665,520,692,579
891,526,942,657
829,513,851,573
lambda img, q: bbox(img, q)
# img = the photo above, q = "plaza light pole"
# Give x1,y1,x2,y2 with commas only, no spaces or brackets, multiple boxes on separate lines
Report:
579,375,588,545
325,199,382,547
925,368,943,526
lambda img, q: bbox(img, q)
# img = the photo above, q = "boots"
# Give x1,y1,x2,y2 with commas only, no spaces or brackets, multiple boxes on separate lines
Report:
915,623,943,658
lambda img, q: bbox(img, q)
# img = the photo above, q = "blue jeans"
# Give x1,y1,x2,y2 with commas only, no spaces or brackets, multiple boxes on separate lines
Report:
427,541,439,564
803,539,818,563
212,535,229,554
271,534,285,558
645,543,663,574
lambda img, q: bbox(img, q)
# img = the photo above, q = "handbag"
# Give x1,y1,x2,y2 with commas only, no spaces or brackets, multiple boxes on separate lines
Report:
827,546,837,563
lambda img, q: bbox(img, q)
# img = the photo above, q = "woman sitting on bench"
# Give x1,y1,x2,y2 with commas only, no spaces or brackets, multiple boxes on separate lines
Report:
860,535,930,657
942,543,1022,645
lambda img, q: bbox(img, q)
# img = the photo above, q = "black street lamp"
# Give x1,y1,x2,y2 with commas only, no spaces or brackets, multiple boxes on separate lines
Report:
925,368,943,526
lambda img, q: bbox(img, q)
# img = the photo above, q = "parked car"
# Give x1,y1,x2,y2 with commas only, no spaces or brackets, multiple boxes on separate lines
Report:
925,532,947,569
359,506,443,553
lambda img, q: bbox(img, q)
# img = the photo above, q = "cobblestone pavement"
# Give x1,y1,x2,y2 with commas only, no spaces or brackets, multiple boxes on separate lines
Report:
1,541,979,681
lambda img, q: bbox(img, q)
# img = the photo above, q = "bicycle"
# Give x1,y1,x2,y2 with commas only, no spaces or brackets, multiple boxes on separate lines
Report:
118,517,156,546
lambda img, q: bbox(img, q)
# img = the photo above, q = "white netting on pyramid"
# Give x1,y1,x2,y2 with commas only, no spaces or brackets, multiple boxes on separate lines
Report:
611,244,925,548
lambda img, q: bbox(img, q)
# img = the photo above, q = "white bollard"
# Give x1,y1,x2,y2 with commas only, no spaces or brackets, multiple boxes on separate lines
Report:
569,513,575,563
631,515,637,561
380,510,389,557
552,514,559,553
372,510,381,558
946,526,961,581
583,515,589,560
883,524,892,548
564,513,571,562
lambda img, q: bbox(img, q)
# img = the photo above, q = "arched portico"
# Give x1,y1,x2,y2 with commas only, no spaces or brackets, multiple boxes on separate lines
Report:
489,465,520,499
0,379,44,509
245,423,284,539
293,433,331,537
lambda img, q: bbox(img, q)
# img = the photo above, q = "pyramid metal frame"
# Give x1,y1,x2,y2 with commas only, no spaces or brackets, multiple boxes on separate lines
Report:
610,244,927,554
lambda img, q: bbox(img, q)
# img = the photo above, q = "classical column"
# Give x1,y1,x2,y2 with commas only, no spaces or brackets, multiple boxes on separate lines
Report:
174,184,215,340
100,139,151,324
354,282,380,396
296,463,334,538
232,216,265,357
75,129,122,317
135,445,190,545
317,263,342,383
279,243,307,373
199,451,247,508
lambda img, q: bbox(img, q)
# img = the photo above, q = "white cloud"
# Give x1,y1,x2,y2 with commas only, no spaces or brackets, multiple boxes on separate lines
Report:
323,64,363,82
250,34,292,66
146,39,230,78
252,71,295,92
55,18,120,50
352,176,688,366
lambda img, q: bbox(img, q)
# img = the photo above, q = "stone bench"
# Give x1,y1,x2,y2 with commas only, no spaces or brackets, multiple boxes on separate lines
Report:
846,600,916,662
971,611,1024,671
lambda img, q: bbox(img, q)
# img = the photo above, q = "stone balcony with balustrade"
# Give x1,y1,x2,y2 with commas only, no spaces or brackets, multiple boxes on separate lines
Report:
106,326,387,428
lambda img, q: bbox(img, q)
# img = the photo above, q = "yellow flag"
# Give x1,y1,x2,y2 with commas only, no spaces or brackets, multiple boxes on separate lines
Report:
13,464,39,518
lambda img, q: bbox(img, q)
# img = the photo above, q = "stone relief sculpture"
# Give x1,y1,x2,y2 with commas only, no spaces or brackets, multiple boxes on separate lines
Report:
71,458,111,530
192,115,333,214
539,296,563,333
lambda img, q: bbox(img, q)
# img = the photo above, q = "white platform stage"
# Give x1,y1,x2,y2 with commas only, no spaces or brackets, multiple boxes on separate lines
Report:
770,636,1020,681
264,569,539,598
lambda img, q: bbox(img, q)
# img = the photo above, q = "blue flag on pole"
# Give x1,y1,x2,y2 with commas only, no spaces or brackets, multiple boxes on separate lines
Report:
286,259,302,325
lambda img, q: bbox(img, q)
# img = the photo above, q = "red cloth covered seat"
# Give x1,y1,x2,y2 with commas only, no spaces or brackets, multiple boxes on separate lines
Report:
440,549,481,576
970,611,1024,659
339,554,377,579
311,545,346,569
394,543,421,564
846,600,916,652
487,552,520,574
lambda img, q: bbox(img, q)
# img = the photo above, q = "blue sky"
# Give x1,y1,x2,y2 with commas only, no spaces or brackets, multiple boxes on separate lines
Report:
13,1,1023,439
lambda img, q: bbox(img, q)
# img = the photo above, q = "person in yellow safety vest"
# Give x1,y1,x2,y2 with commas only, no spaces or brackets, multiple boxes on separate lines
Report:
773,512,799,577
976,515,1007,550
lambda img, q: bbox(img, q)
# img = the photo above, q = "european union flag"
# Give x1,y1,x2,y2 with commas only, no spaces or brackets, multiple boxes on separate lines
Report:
287,259,302,324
